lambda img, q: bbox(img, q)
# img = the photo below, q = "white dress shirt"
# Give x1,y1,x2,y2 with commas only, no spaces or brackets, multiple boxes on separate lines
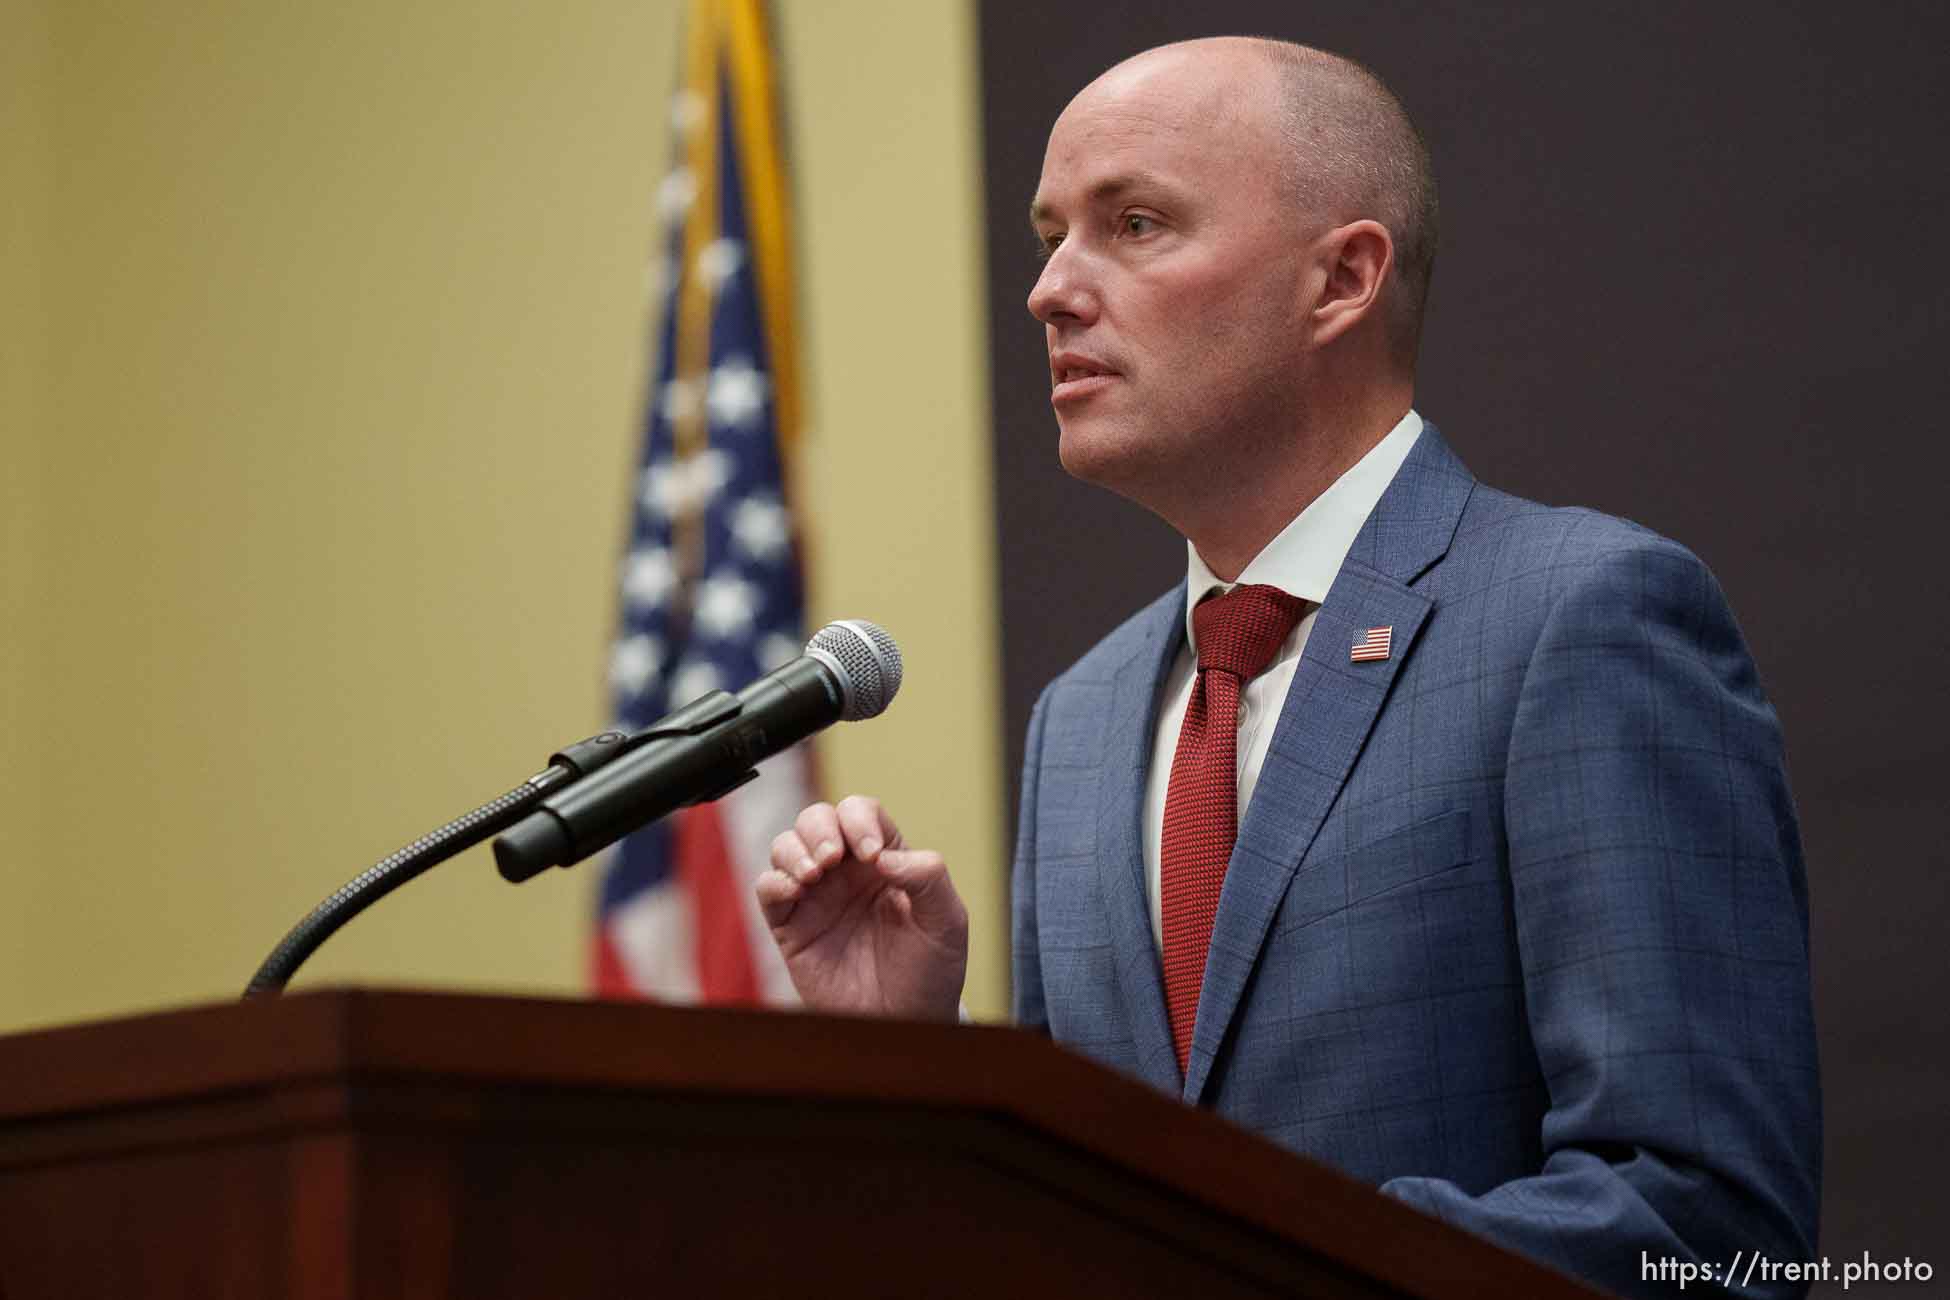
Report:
1142,410,1425,951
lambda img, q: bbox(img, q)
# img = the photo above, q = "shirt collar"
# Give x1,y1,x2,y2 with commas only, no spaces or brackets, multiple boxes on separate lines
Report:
1184,409,1425,648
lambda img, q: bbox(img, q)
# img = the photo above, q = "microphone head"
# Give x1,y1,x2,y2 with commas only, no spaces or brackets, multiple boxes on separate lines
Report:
805,620,903,721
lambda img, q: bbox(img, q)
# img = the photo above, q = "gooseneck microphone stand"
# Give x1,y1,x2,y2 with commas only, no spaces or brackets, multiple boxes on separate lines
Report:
241,619,903,999
241,729,635,997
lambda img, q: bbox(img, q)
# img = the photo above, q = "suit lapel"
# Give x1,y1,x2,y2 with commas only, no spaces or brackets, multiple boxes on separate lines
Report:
1182,424,1476,1103
1093,585,1186,1096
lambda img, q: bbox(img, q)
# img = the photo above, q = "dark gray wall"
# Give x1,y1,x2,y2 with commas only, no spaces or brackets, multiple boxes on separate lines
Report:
979,4,1949,1288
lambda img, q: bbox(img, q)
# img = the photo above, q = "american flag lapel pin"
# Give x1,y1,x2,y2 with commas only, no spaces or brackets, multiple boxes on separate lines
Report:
1350,626,1393,662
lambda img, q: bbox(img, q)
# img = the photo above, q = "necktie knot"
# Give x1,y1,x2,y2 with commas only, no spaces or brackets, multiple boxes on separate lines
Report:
1192,584,1307,681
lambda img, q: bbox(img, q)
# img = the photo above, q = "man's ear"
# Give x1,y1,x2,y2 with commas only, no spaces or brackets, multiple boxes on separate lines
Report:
1308,219,1393,348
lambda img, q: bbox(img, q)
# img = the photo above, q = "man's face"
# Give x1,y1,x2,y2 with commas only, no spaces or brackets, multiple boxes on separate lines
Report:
1028,49,1316,515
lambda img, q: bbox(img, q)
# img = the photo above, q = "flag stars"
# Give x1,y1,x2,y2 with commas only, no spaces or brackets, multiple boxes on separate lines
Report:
667,658,723,707
658,376,702,426
731,496,790,560
657,168,698,222
609,633,664,696
707,356,771,431
695,237,745,290
693,572,761,640
621,547,676,609
759,632,801,673
669,89,707,138
641,448,732,516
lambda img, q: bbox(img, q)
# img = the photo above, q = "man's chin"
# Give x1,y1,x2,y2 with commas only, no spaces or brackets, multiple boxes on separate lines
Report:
1056,425,1163,504
1055,423,1118,486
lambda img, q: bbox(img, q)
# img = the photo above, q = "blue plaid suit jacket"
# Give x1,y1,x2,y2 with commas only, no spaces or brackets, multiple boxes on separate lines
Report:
1011,424,1821,1299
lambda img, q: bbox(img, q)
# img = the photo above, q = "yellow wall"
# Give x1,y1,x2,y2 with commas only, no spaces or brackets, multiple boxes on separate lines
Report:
0,0,1005,1032
1,0,53,1012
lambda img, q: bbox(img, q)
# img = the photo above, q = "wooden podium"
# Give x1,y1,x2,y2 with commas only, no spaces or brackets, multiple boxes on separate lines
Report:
0,989,1602,1298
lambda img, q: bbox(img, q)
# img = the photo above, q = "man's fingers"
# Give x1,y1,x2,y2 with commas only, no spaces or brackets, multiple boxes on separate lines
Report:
835,797,879,858
754,866,801,927
793,802,845,868
768,796,923,934
787,797,905,870
769,829,809,879
834,794,894,860
879,848,946,894
878,849,967,938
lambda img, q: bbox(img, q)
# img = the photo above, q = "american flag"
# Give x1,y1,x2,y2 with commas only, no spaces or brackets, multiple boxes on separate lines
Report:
592,0,808,1005
1350,626,1393,663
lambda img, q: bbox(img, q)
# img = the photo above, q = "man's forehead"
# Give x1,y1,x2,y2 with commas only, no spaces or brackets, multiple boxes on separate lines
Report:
1030,77,1272,221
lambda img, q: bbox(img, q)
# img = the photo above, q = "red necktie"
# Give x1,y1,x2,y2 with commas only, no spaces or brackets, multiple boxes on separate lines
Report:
1160,583,1308,1076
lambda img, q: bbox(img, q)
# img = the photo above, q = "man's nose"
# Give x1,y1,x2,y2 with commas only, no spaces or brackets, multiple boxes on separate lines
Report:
1027,244,1097,326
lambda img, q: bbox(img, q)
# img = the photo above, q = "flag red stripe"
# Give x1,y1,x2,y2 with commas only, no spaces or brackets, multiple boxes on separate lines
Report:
673,803,762,1004
590,925,637,999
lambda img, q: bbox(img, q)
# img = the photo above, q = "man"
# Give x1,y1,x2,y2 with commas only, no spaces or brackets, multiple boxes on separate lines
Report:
758,37,1820,1299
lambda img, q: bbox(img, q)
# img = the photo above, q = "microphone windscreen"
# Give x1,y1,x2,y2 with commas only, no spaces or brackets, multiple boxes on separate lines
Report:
807,620,902,720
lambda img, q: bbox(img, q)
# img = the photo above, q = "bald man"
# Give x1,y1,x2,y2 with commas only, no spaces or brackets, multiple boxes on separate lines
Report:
761,39,1819,1299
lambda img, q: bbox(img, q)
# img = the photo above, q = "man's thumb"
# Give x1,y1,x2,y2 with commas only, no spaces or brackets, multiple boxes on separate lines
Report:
879,850,967,937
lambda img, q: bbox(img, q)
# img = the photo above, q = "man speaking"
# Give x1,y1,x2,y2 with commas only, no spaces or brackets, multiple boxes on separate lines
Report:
757,37,1820,1299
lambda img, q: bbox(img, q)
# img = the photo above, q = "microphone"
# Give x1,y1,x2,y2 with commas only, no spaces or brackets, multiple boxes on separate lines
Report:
493,620,902,883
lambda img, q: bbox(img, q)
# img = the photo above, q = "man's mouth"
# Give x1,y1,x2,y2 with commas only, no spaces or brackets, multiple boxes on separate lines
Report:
1051,354,1119,402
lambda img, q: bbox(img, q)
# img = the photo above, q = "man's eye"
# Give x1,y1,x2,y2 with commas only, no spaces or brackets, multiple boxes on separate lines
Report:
1122,214,1155,236
1034,234,1063,262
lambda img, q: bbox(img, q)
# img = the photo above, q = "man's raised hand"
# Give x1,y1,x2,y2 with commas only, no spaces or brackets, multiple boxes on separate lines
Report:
758,796,968,1021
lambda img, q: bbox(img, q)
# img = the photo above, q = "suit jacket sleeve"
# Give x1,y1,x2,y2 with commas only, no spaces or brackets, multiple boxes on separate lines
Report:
1011,687,1052,1032
1379,537,1822,1298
